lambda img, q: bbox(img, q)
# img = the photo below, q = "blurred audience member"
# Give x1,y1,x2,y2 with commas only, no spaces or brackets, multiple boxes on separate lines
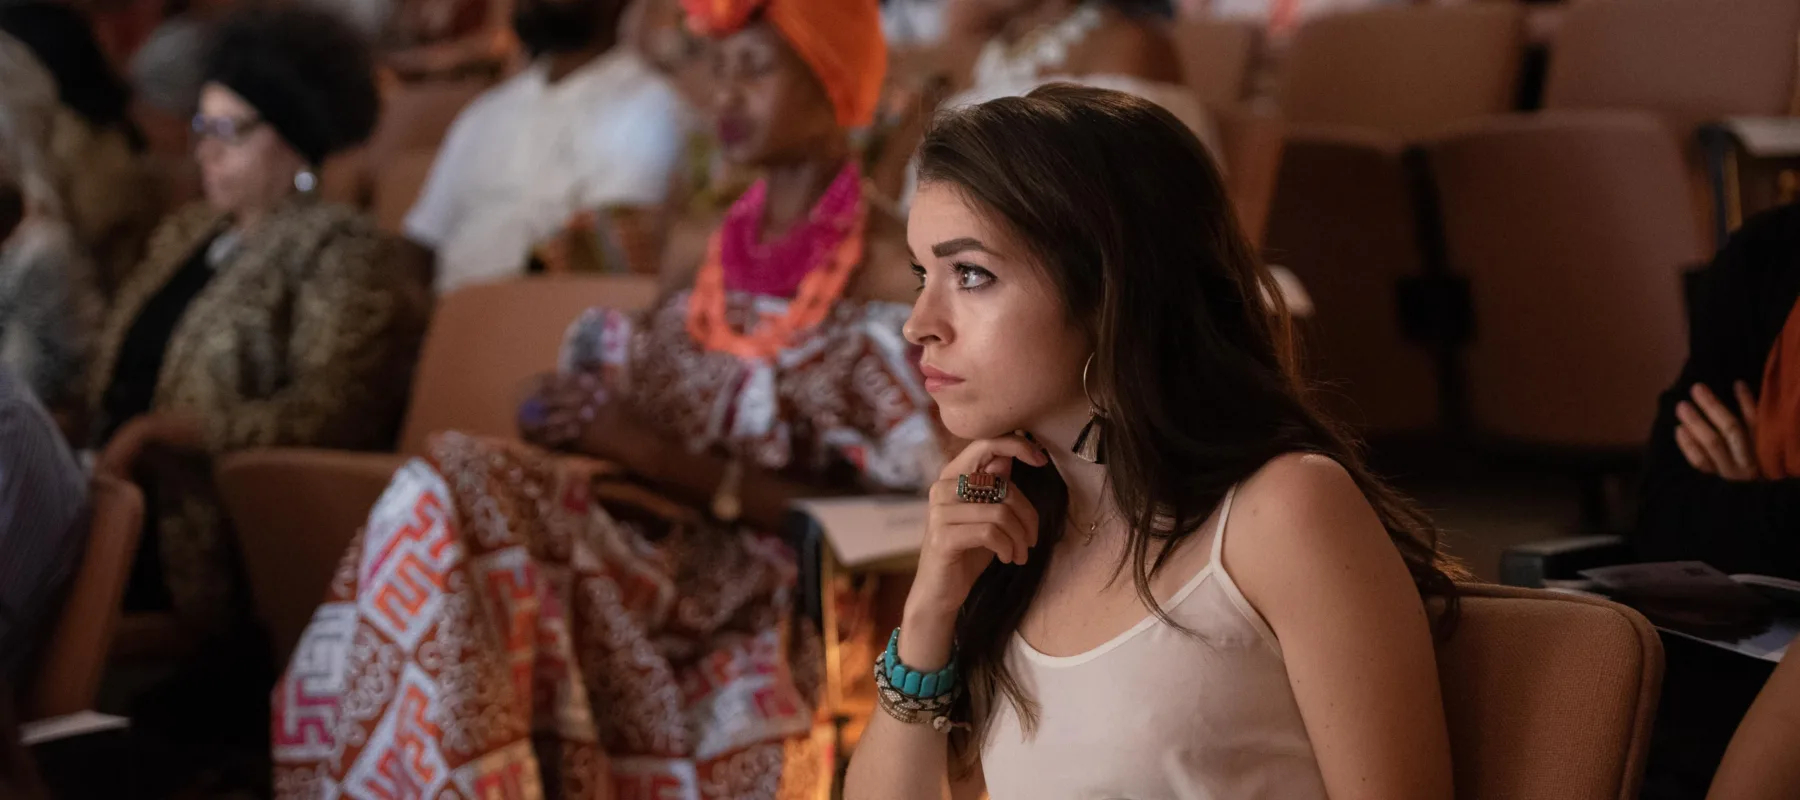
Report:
0,366,90,696
87,4,429,636
127,0,230,155
402,0,689,291
0,35,104,414
890,0,1215,205
1707,649,1800,799
0,365,83,800
1636,203,1800,578
273,0,934,793
0,0,160,299
884,0,946,48
376,0,518,80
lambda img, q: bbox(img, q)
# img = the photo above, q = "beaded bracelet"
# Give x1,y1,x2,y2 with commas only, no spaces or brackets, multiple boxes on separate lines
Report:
882,628,957,699
874,629,964,732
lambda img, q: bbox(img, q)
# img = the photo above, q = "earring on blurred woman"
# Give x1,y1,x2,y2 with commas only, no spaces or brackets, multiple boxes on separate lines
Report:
293,168,317,194
1072,352,1107,463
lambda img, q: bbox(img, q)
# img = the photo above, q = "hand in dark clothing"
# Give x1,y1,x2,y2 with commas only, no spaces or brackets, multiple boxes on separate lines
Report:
1635,203,1800,577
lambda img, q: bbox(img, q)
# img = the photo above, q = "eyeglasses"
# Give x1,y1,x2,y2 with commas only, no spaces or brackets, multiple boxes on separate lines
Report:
190,114,264,145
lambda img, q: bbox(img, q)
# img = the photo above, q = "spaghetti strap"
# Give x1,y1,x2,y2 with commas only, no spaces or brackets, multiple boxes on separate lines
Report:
1208,484,1238,567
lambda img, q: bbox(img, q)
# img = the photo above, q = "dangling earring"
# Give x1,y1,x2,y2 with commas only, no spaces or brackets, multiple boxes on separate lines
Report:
293,167,318,194
1071,353,1107,464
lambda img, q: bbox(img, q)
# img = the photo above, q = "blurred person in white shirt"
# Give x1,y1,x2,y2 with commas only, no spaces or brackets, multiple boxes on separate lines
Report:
401,0,690,292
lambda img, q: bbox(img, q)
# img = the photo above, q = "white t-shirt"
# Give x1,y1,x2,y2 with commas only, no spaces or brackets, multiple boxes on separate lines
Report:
405,49,690,293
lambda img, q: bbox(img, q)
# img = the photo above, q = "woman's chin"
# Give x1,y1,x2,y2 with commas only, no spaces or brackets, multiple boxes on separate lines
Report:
937,406,1019,444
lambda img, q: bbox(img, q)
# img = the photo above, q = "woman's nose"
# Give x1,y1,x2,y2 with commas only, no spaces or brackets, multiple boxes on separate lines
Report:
904,286,948,346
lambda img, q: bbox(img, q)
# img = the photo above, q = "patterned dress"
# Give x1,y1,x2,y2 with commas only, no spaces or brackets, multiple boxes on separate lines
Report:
272,288,939,799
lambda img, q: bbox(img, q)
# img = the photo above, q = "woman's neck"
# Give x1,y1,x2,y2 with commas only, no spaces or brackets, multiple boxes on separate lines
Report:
1033,402,1118,536
760,144,851,237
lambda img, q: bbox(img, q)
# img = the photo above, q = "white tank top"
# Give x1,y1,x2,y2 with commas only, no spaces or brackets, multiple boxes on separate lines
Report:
980,487,1329,799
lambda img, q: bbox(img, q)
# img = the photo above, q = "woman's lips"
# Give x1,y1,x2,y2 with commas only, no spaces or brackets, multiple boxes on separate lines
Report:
717,118,750,146
920,364,964,393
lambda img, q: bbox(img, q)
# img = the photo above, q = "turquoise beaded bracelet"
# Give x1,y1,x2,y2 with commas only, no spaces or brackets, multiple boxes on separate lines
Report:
882,628,958,699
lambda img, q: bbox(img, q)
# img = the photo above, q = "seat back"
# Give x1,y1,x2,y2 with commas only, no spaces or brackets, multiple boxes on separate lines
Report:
372,147,439,235
1427,111,1703,449
1265,128,1441,434
1279,4,1526,139
1214,107,1286,248
28,475,143,720
1544,0,1800,129
397,275,661,455
1173,18,1261,108
365,78,490,161
216,449,407,665
1440,584,1662,800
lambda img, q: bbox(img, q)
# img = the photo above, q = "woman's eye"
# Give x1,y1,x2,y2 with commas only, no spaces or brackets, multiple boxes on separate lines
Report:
909,263,927,292
954,264,995,290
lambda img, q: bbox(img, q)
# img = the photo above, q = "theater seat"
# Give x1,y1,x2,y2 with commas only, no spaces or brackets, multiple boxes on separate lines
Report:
397,274,661,454
1425,111,1702,451
1173,18,1261,109
215,449,406,665
372,147,439,235
29,476,143,720
1440,584,1662,800
1266,3,1526,435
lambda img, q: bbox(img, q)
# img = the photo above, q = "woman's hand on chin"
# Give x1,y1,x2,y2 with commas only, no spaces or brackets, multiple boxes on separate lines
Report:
900,434,1048,670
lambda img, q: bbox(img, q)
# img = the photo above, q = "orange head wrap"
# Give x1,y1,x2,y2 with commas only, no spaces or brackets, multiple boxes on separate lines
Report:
681,0,887,128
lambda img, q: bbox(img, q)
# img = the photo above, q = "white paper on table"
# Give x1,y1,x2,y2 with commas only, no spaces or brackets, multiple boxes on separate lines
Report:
21,711,130,745
791,495,928,568
1722,117,1800,157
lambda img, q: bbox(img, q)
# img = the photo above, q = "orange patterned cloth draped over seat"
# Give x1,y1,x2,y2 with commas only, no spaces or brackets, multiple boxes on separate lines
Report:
271,290,939,799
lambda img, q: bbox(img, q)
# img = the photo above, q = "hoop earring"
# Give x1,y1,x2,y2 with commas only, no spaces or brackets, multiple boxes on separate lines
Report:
1071,353,1107,464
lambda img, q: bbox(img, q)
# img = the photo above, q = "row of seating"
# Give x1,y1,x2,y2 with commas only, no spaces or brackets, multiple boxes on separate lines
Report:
1266,0,1799,453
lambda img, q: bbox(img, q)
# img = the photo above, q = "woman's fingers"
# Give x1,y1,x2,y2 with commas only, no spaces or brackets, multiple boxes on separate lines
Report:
934,497,1035,561
942,521,1029,566
1735,381,1761,440
1690,385,1753,471
940,433,1048,480
1675,424,1719,475
1677,400,1741,476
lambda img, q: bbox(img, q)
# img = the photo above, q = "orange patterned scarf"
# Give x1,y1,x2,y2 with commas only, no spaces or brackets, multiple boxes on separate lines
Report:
1757,298,1800,478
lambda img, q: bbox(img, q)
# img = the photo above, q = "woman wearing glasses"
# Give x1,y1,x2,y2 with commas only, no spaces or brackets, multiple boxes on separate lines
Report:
87,4,431,639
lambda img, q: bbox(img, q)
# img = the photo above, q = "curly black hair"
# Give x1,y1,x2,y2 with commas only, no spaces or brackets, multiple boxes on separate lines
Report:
203,3,380,163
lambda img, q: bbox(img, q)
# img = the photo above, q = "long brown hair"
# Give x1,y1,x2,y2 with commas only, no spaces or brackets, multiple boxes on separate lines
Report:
914,84,1464,766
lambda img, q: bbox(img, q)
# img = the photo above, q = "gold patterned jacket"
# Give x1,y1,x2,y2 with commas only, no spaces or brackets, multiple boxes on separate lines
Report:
87,200,431,632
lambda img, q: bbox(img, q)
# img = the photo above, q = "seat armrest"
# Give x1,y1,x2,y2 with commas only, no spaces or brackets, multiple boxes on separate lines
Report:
1499,534,1632,587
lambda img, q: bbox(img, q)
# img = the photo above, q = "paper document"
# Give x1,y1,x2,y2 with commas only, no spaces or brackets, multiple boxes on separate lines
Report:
1722,117,1800,157
21,711,130,746
791,496,928,568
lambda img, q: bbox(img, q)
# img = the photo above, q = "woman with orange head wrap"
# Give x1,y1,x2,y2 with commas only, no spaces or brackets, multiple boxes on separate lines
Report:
272,1,941,798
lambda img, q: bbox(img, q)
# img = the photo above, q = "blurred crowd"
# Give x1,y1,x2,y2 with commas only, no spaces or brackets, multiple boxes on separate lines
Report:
2,0,1799,796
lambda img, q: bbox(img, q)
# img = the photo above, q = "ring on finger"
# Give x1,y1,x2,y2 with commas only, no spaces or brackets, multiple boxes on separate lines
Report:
956,473,1009,504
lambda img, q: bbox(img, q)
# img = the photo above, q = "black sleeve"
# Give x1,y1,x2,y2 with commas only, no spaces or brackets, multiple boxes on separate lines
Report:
1633,204,1800,578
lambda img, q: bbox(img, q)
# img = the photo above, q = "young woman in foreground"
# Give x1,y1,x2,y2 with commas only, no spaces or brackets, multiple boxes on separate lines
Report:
845,84,1462,800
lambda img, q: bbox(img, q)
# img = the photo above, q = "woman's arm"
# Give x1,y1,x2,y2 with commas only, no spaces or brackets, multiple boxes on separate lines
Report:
596,414,847,533
1227,454,1454,800
1708,651,1800,799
